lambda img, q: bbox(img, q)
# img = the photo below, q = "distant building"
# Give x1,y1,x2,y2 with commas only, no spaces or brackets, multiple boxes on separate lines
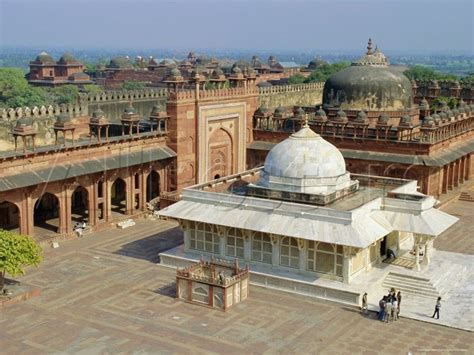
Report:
267,55,301,76
28,52,92,87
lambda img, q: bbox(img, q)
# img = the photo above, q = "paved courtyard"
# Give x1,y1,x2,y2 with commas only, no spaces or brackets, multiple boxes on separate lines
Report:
1,217,473,354
435,199,474,255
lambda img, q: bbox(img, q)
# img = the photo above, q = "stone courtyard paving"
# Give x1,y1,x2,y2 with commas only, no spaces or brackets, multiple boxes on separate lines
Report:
1,219,473,354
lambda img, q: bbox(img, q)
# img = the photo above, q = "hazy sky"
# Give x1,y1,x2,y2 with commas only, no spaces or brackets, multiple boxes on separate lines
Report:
1,0,473,53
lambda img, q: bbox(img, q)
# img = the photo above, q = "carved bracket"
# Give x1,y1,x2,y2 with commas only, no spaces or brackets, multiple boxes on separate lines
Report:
242,230,252,241
297,238,305,251
343,246,359,257
216,225,227,236
270,234,279,245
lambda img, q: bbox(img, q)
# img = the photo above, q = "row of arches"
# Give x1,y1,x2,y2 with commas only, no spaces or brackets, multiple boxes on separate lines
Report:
0,171,161,237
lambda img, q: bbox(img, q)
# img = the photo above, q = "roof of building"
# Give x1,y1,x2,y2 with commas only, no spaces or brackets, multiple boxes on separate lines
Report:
323,39,412,111
107,56,133,69
15,117,34,127
278,61,300,68
68,72,91,81
34,51,55,64
159,170,457,247
323,66,413,111
57,52,79,64
91,108,105,119
308,57,327,69
56,112,71,123
0,146,176,192
258,125,351,195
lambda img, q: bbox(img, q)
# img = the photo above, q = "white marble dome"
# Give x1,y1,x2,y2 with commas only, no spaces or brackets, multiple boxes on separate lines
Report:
257,125,353,194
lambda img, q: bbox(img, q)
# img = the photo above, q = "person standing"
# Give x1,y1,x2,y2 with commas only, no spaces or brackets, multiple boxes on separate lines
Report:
361,292,368,314
378,297,386,321
384,299,392,323
432,297,441,319
392,297,398,321
397,291,402,316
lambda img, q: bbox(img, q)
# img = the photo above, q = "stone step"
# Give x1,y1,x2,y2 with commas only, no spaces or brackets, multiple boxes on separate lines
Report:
383,274,438,290
382,272,440,299
459,192,474,202
382,280,438,294
382,279,438,294
382,282,440,299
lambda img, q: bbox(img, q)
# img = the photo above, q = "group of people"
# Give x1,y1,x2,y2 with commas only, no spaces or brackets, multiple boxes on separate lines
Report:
378,289,401,322
361,290,443,321
360,289,402,322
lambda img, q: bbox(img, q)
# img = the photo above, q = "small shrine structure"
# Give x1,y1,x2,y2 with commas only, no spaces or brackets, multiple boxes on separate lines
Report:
176,257,249,310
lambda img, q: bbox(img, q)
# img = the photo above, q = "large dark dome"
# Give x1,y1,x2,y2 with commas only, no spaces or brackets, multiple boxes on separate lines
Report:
323,39,413,111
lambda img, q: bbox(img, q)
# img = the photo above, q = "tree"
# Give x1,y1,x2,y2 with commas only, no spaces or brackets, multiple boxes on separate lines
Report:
0,229,42,293
306,61,351,83
288,74,306,85
404,65,458,81
287,61,351,84
51,85,80,105
205,80,230,89
0,68,48,108
82,84,103,96
461,72,474,85
121,80,146,90
431,96,458,110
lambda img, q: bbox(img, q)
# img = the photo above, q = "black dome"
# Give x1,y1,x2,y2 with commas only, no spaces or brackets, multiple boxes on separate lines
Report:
323,66,413,111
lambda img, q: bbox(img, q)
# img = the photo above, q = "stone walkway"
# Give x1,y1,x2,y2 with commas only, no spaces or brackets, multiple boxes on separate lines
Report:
1,219,473,354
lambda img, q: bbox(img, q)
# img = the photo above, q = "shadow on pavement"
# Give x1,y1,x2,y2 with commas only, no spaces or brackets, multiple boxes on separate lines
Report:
114,226,183,263
152,282,177,298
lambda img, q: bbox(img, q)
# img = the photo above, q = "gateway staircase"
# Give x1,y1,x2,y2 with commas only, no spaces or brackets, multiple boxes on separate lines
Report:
458,192,474,202
382,272,440,299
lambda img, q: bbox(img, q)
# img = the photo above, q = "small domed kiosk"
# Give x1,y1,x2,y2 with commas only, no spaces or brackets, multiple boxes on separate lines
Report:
54,112,76,146
12,117,37,152
89,108,110,143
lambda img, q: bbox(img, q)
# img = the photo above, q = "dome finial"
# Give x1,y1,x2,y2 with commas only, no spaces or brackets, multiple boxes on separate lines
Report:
302,114,309,128
367,38,373,55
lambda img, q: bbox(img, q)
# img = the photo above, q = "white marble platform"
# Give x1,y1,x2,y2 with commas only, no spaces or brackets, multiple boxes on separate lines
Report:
160,246,473,331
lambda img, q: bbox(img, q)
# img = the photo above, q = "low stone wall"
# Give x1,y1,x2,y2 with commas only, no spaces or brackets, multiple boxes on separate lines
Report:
87,88,168,121
258,82,324,109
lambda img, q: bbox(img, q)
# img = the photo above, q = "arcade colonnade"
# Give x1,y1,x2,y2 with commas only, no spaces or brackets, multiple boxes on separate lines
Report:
179,220,421,284
0,162,169,237
441,155,471,194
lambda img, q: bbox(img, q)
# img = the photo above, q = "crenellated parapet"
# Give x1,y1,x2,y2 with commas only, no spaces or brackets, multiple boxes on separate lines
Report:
0,103,87,122
258,82,324,109
258,82,324,95
86,87,168,103
168,86,259,103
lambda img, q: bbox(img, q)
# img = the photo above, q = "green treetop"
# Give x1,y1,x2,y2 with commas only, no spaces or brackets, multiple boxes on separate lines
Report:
121,81,146,90
287,61,351,84
0,229,42,293
404,65,458,81
0,68,48,108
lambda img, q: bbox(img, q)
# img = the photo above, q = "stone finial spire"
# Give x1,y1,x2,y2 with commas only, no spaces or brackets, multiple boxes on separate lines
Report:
302,114,309,128
366,38,373,55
